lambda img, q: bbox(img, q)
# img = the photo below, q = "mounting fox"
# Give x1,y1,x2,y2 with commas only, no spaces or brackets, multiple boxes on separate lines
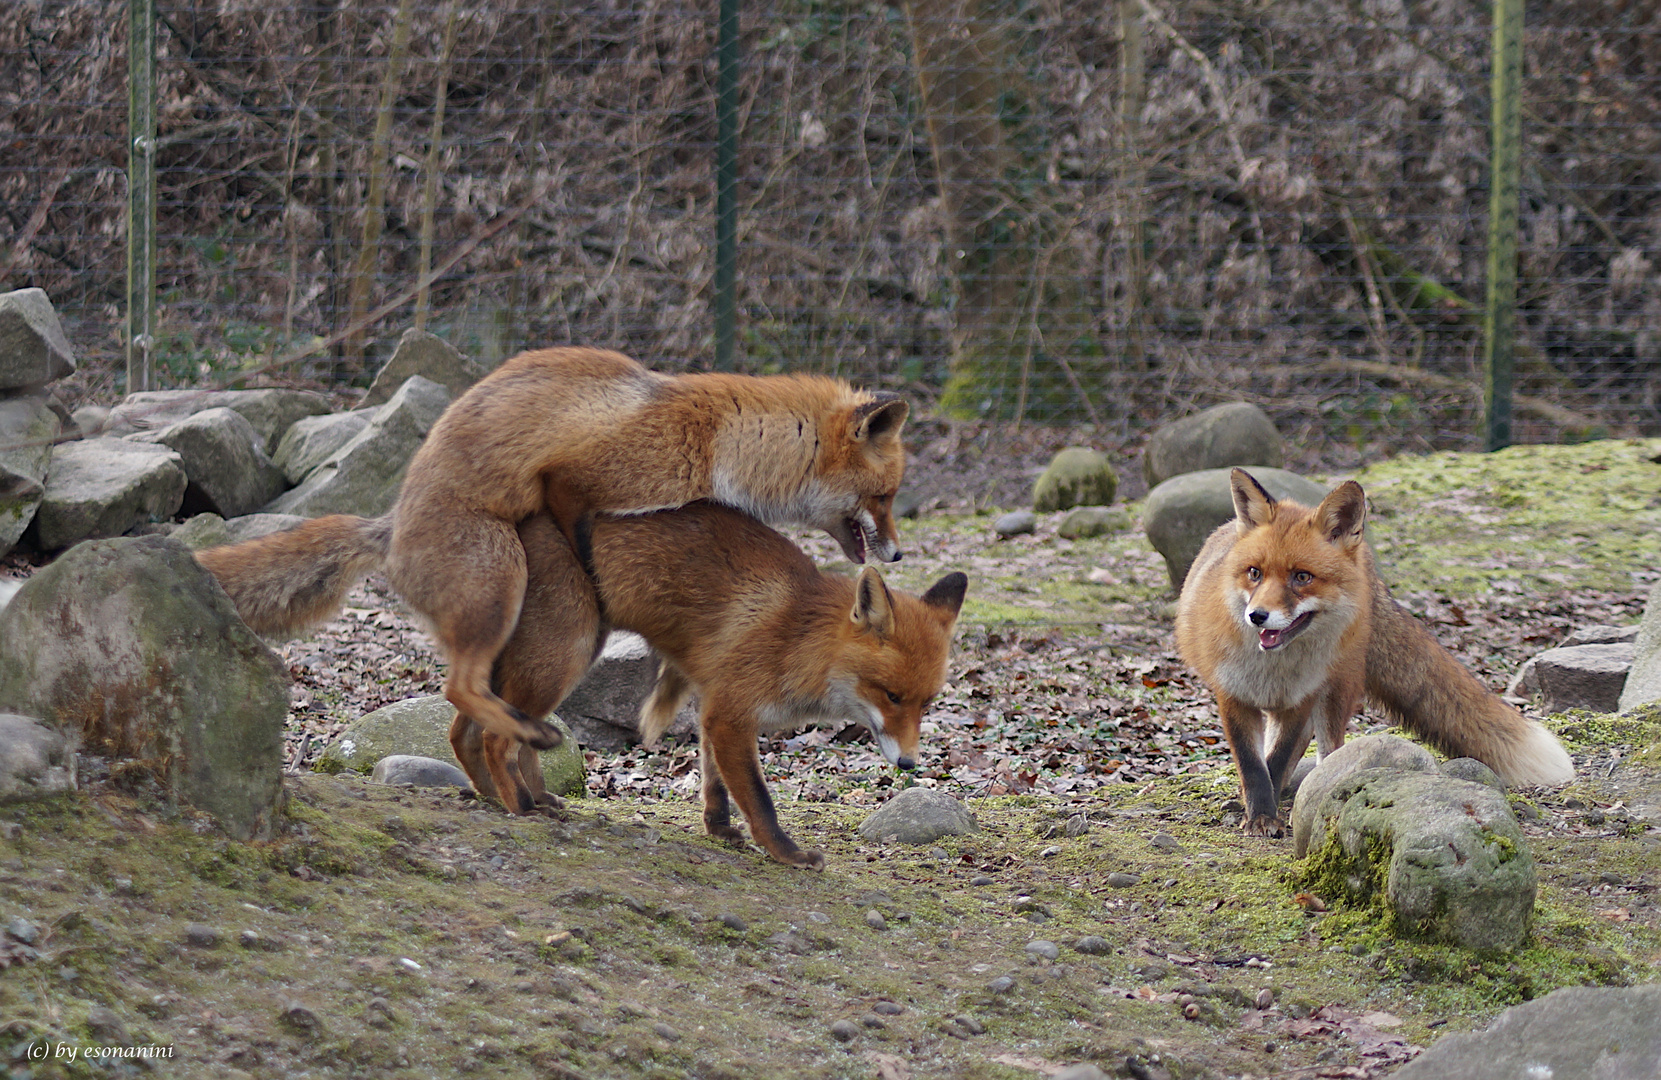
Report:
1176,468,1574,837
196,346,910,757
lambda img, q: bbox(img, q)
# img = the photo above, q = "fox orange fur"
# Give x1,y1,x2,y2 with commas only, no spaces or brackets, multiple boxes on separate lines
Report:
1176,468,1573,836
445,504,965,868
196,347,909,757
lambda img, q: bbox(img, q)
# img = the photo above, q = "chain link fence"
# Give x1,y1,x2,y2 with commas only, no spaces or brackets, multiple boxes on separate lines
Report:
3,0,1658,446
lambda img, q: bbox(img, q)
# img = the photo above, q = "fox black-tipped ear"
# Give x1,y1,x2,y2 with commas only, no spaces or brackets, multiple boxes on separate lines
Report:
1315,480,1367,546
851,565,896,636
1229,468,1276,531
852,394,908,446
920,572,967,617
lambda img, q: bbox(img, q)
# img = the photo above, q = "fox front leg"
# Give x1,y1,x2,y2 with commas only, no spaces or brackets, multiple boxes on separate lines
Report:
1219,696,1288,837
702,711,824,870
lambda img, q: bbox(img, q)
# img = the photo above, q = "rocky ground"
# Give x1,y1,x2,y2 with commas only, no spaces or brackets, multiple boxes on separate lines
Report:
2,434,1660,1079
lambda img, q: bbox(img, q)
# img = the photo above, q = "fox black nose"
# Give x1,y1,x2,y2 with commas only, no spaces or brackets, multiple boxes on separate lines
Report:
896,756,915,771
1248,609,1268,626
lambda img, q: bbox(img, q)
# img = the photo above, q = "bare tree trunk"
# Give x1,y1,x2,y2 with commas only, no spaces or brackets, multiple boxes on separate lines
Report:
902,0,1100,422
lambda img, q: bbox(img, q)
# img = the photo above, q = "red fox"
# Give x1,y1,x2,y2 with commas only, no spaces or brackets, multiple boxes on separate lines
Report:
196,347,909,758
1176,468,1574,836
438,505,966,868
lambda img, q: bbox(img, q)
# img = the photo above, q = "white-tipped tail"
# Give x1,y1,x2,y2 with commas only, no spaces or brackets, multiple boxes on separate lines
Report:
1488,721,1575,787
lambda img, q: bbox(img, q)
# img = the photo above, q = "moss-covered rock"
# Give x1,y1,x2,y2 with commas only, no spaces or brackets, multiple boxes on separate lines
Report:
318,694,584,799
1032,447,1116,513
0,536,288,839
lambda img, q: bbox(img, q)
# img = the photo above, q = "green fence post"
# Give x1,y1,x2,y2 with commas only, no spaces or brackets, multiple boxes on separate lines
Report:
1483,0,1522,451
126,0,157,393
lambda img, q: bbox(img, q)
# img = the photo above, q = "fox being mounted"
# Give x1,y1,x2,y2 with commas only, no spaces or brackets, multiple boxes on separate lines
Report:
196,346,911,757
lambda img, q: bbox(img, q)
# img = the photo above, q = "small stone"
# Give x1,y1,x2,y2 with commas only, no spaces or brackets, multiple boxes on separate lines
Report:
1183,1002,1202,1019
719,913,747,932
859,1013,886,1029
954,1014,986,1035
1256,987,1276,1010
864,908,888,931
1106,871,1142,888
1149,832,1184,853
806,911,831,924
872,1001,904,1016
279,999,323,1034
987,975,1017,994
1073,935,1112,956
970,875,995,886
365,997,397,1030
929,847,949,860
1063,813,1089,837
829,1018,862,1042
5,916,39,945
993,510,1036,537
652,1022,682,1042
1039,845,1062,857
1024,940,1061,962
183,923,220,948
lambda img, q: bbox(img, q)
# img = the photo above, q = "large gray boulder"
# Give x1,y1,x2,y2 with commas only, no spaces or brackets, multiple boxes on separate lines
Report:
272,410,371,486
1291,734,1438,857
858,787,979,844
1297,769,1535,950
317,694,585,799
0,395,59,556
263,376,449,519
362,329,485,408
559,632,698,750
128,406,288,518
1142,401,1283,489
0,537,289,839
1511,642,1634,714
107,388,333,454
1142,466,1332,590
1618,580,1661,712
1032,448,1117,513
1391,984,1661,1080
29,438,187,551
0,713,77,802
0,288,76,390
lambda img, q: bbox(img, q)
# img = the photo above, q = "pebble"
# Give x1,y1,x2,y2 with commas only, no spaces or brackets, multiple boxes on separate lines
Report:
864,908,888,931
993,510,1037,537
954,1014,986,1035
970,875,995,886
1256,987,1276,1010
806,911,831,924
1024,940,1061,962
987,975,1017,994
719,913,747,933
365,998,396,1030
1149,832,1184,853
872,1001,904,1016
1039,845,1061,857
183,924,220,948
1072,935,1112,956
4,917,39,945
859,1013,886,1029
279,999,323,1034
829,1018,862,1042
1106,871,1142,888
653,1022,682,1042
929,847,949,861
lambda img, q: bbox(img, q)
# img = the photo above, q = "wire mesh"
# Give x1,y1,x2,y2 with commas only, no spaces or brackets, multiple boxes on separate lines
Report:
1,0,1657,446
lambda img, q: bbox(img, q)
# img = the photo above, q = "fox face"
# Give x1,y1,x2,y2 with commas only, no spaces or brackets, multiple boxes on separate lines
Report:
820,395,909,564
1222,471,1369,654
835,566,967,768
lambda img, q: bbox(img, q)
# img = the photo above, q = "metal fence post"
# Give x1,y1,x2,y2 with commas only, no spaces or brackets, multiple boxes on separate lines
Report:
1483,0,1522,451
126,0,157,393
712,0,740,370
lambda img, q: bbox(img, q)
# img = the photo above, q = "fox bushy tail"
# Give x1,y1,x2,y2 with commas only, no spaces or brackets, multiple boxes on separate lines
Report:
1364,585,1573,786
194,515,392,637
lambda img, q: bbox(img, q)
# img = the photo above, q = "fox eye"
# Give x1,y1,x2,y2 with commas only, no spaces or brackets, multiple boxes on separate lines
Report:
885,689,902,705
1246,567,1262,583
1292,570,1313,586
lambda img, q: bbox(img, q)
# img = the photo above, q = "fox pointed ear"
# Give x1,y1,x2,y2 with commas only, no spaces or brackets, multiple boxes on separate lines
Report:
852,394,908,446
850,565,896,636
1316,480,1367,546
920,572,968,618
1229,468,1277,531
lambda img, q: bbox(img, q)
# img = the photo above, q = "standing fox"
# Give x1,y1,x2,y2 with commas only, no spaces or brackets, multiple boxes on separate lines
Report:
1176,468,1573,836
196,347,909,757
354,503,965,869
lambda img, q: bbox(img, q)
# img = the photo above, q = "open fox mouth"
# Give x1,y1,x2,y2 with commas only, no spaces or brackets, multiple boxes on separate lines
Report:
840,516,868,563
1258,612,1313,650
